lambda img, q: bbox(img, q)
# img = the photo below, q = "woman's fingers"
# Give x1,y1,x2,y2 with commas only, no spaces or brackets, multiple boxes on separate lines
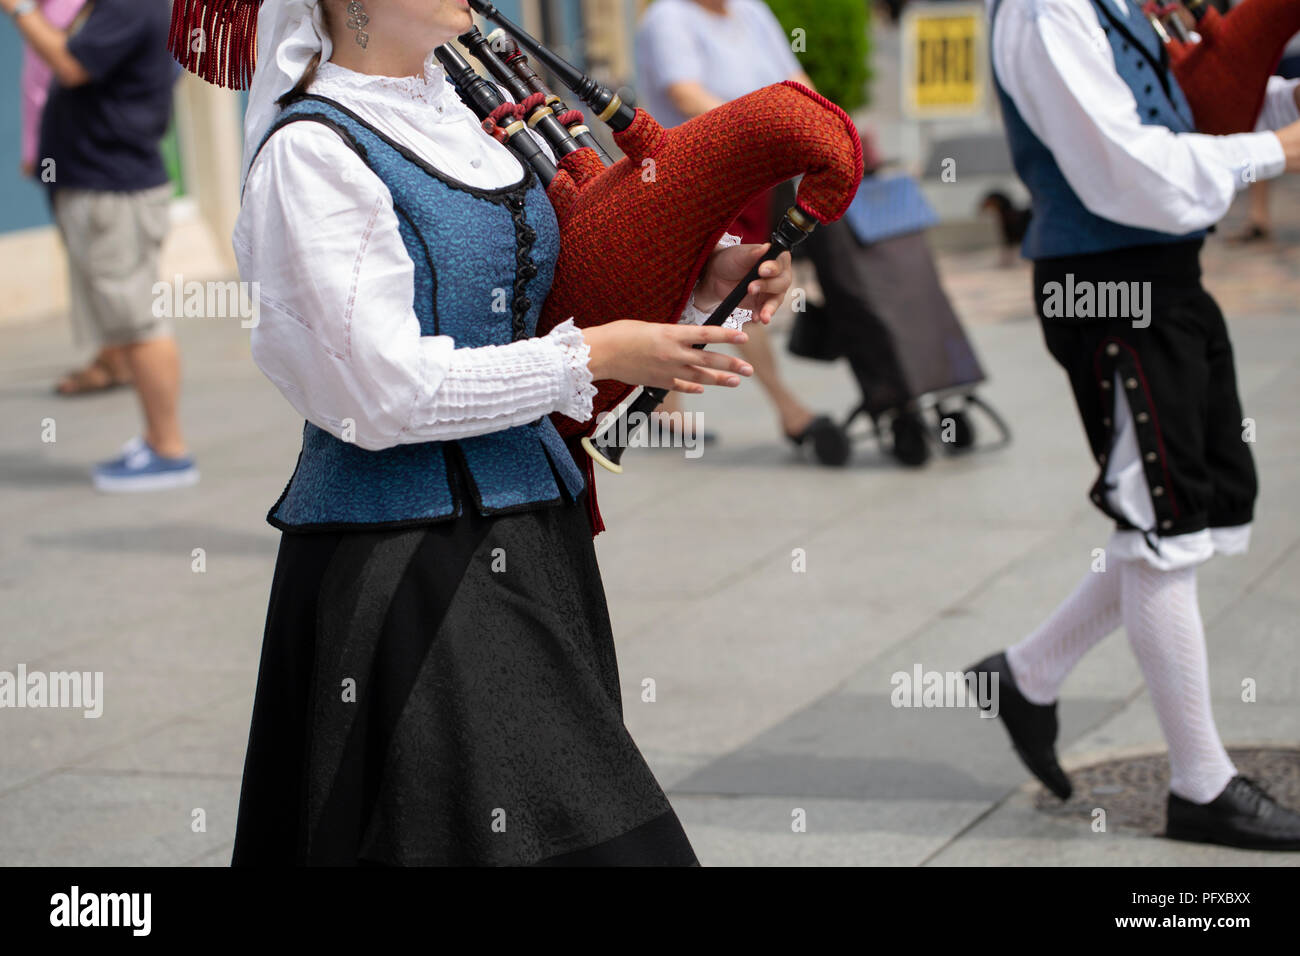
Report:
676,346,751,374
673,364,743,388
674,324,750,347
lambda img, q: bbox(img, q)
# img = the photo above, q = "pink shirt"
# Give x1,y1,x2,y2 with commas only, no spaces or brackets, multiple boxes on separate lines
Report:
20,0,87,168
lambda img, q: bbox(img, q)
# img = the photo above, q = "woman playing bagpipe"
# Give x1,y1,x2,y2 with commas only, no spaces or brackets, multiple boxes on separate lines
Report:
177,0,809,866
968,0,1300,849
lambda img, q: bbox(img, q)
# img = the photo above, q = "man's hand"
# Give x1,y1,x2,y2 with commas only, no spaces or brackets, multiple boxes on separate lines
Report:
693,242,795,324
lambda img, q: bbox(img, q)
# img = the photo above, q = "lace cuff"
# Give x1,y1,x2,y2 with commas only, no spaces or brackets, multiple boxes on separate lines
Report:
411,319,594,440
676,231,755,331
547,318,598,422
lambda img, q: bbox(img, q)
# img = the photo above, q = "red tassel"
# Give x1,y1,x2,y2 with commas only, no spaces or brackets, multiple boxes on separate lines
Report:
168,0,262,90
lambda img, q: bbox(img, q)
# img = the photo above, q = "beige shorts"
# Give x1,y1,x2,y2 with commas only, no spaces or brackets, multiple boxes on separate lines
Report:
53,183,173,348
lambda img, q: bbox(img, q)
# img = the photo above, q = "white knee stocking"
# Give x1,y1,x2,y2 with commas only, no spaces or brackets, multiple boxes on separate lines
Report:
1120,560,1236,804
1006,567,1122,705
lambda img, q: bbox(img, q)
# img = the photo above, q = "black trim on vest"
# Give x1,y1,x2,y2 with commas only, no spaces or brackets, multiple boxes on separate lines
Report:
504,193,540,342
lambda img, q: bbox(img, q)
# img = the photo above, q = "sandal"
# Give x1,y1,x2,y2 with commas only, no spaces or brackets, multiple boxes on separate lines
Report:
55,356,132,396
786,414,851,467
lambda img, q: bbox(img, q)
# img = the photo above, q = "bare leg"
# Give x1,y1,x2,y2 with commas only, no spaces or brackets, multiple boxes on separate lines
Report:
123,336,187,458
1248,181,1271,233
735,323,813,437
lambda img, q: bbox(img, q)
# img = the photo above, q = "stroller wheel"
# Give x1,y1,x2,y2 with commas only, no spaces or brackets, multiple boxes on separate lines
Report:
936,405,976,451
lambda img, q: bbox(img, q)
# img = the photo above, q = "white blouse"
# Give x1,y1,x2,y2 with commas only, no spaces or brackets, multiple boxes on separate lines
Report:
990,0,1300,236
234,55,738,452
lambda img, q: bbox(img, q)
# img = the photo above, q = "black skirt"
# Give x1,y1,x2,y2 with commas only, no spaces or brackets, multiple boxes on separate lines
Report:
231,497,697,866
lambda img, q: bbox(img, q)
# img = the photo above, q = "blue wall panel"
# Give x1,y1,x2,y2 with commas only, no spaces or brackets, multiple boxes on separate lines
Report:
0,28,53,234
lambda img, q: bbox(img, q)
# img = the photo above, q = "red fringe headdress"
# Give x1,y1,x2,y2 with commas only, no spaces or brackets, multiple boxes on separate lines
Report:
168,0,263,90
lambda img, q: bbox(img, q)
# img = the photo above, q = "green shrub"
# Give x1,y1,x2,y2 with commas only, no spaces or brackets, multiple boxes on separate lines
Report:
763,0,873,111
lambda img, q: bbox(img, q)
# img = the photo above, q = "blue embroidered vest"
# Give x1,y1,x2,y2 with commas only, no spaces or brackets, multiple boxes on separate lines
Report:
989,0,1208,259
254,96,585,530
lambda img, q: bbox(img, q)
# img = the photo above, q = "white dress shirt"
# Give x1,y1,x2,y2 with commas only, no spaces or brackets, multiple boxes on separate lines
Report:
235,55,742,452
989,0,1299,236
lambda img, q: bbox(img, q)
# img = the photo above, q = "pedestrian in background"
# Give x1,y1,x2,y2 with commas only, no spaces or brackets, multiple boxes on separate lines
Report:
2,0,198,491
636,0,851,465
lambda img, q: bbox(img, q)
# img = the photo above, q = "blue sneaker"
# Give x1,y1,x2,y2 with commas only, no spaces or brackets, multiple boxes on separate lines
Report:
93,438,199,493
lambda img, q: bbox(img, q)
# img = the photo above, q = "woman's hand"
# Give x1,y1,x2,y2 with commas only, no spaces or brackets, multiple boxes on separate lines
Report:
692,242,795,324
582,321,754,394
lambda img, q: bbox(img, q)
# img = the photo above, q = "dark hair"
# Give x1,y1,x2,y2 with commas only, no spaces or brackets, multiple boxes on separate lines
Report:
278,52,324,107
276,2,333,107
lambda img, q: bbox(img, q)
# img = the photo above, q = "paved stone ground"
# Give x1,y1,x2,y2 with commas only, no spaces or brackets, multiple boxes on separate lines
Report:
2,179,1298,865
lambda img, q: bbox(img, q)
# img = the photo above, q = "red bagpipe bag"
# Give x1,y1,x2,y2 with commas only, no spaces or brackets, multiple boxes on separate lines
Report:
539,81,864,441
1166,0,1300,135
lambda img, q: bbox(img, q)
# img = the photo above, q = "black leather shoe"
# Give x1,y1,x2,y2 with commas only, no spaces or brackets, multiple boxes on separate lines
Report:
786,415,851,467
1167,776,1300,850
967,652,1072,800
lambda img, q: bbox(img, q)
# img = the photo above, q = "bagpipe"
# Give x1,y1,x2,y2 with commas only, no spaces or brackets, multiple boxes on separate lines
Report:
451,1,863,503
1149,0,1300,135
166,0,864,533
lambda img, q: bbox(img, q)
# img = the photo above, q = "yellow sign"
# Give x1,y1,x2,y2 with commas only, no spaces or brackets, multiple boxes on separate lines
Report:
902,4,987,118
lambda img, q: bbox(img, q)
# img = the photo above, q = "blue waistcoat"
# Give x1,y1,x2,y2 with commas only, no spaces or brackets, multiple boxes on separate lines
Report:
254,95,585,531
989,0,1208,259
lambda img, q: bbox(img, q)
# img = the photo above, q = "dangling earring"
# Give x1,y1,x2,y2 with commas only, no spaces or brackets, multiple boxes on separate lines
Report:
346,1,370,49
